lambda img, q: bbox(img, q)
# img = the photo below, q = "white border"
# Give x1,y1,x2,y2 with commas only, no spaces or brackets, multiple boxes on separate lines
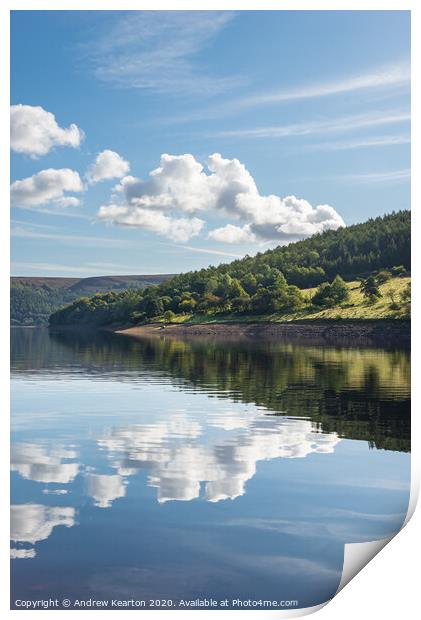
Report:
2,2,419,618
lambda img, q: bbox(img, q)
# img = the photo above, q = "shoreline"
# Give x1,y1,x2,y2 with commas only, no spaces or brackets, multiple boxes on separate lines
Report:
112,319,411,348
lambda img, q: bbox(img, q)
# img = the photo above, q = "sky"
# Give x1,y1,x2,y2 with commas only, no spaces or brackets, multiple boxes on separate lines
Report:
10,10,410,277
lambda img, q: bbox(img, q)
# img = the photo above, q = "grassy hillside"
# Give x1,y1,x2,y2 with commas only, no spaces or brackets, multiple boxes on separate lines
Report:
49,211,411,328
162,276,410,324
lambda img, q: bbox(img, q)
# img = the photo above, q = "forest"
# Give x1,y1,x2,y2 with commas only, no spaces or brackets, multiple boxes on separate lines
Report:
49,210,411,327
11,274,172,325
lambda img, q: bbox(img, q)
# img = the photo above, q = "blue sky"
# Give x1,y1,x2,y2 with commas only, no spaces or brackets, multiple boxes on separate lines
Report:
11,10,410,277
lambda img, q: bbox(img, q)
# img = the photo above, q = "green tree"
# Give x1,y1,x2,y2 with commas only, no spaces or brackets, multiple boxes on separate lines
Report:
284,285,305,311
401,282,411,303
229,278,248,299
312,276,349,308
360,276,382,303
240,273,258,295
376,270,392,283
179,298,197,313
231,296,251,313
143,297,164,318
391,265,406,277
163,310,176,323
330,275,349,305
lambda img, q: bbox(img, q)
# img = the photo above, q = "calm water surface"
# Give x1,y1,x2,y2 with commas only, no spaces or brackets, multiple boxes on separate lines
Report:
11,328,410,609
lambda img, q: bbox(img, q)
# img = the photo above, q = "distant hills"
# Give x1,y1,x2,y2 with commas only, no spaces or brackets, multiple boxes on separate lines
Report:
11,273,174,292
11,274,175,326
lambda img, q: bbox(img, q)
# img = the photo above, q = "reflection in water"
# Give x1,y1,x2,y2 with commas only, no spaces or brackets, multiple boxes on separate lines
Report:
85,473,127,508
11,504,76,558
11,327,410,452
11,443,79,485
10,328,410,608
100,415,341,503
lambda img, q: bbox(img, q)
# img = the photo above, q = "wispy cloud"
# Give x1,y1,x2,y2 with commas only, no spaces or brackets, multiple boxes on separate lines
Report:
82,11,242,95
11,226,132,248
234,61,410,109
161,60,410,124
305,134,410,152
11,219,59,231
11,262,136,276
12,205,91,220
336,169,410,184
173,244,244,258
217,110,410,139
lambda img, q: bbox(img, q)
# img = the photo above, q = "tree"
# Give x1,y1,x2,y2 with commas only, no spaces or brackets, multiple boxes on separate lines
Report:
376,270,392,283
284,286,305,311
250,288,282,314
388,291,400,310
330,275,349,305
215,273,233,300
312,282,334,307
179,298,197,313
231,296,251,313
360,276,382,303
163,310,176,323
401,282,411,304
130,310,146,324
143,297,164,318
229,278,248,299
264,268,287,290
240,273,258,295
205,277,219,295
391,265,406,277
312,276,349,308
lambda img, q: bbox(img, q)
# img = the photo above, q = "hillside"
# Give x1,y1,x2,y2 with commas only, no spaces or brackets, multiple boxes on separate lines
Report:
49,210,411,327
156,276,410,324
11,274,175,326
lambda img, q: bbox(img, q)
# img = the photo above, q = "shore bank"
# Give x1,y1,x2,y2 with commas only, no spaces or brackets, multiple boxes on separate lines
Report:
114,319,410,348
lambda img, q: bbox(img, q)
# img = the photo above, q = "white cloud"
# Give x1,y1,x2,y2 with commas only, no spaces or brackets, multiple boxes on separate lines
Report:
98,204,204,243
208,224,256,244
11,104,83,157
54,196,81,208
10,168,83,207
98,152,345,243
86,150,130,184
113,154,214,213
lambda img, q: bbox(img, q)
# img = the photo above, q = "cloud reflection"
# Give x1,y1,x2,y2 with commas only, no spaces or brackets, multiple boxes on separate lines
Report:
98,412,341,503
85,473,127,508
10,503,76,559
11,443,79,485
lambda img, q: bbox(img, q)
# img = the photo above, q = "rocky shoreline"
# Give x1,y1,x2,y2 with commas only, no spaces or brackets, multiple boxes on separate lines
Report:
114,319,411,349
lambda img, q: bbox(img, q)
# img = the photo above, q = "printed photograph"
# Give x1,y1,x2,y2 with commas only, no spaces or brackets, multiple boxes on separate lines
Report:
10,9,411,612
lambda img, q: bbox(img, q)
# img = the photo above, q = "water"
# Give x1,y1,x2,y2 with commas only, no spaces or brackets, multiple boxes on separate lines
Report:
11,327,410,609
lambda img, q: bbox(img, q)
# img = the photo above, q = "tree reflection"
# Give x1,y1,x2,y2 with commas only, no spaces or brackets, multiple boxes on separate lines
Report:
12,328,410,452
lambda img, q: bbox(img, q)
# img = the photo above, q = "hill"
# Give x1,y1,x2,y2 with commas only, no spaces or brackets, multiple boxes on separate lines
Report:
49,210,410,327
11,274,175,326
